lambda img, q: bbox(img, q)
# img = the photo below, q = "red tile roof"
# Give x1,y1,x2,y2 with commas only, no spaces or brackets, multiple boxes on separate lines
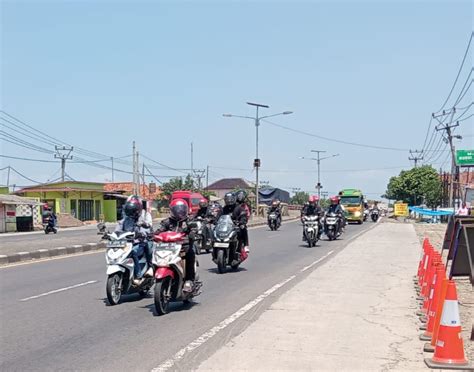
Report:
104,182,162,200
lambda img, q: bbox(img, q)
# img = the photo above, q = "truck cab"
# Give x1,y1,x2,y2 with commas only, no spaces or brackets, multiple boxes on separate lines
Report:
170,191,205,216
339,189,365,224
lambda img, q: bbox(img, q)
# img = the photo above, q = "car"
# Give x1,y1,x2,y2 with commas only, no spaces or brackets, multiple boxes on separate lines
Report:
171,190,206,216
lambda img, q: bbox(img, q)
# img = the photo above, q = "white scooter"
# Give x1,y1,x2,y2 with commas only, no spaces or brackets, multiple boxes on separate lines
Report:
302,215,320,247
103,229,154,305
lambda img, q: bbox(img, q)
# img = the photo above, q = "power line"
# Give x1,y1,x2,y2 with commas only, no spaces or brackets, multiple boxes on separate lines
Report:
262,119,409,151
453,70,473,106
434,32,473,113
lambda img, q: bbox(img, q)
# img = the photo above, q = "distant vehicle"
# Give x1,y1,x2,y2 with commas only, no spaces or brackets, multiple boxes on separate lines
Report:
339,189,365,224
170,191,206,215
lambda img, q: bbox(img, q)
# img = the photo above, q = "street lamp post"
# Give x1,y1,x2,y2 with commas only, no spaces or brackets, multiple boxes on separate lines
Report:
300,151,340,198
223,103,293,215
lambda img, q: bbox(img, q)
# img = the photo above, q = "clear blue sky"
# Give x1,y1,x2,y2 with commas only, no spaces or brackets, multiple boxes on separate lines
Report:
1,0,473,197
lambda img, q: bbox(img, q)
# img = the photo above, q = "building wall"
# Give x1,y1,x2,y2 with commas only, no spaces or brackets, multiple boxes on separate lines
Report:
103,200,117,222
21,190,110,221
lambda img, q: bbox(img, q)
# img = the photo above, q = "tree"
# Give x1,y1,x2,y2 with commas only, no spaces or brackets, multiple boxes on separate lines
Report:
160,175,196,200
385,165,442,207
290,191,309,205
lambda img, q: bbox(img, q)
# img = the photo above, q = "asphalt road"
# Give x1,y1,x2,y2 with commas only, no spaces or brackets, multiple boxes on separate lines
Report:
0,220,374,371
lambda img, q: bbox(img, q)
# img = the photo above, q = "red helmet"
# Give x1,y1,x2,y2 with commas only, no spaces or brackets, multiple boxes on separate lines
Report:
169,198,189,221
308,195,319,205
330,196,339,204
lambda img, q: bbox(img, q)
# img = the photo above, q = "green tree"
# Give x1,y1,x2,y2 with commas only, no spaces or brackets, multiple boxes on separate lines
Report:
160,175,196,201
290,191,310,205
385,165,441,207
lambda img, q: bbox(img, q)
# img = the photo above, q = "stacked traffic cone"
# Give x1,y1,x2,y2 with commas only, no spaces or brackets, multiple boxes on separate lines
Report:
416,243,432,289
416,238,430,283
417,252,441,317
424,278,449,353
425,280,472,370
419,265,445,337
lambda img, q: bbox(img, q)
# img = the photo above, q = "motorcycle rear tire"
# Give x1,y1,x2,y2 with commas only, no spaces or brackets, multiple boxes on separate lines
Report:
154,278,171,315
217,249,226,274
106,273,122,306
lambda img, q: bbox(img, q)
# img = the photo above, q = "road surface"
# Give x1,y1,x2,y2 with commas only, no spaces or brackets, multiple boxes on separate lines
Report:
0,220,374,371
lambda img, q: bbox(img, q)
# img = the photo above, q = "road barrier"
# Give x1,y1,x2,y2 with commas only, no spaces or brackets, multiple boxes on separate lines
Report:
414,237,473,370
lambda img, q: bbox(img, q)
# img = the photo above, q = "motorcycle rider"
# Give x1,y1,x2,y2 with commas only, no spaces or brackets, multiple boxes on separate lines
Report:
235,190,250,253
301,195,323,240
267,199,282,228
327,196,346,232
140,199,154,270
222,192,249,257
115,195,153,285
158,199,197,293
195,198,211,247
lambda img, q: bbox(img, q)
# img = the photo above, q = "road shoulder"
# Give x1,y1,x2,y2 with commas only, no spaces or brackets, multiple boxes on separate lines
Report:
196,222,425,371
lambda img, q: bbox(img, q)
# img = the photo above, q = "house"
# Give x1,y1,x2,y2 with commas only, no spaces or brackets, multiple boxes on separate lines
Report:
205,178,253,199
104,182,162,220
0,194,43,232
15,181,117,222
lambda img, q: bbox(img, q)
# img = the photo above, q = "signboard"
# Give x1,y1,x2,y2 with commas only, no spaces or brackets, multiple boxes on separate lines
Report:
394,203,409,217
456,150,474,166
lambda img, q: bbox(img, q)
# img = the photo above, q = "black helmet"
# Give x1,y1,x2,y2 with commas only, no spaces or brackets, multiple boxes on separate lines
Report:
170,198,189,221
224,192,236,206
236,190,247,203
209,202,223,218
123,195,143,219
198,198,208,209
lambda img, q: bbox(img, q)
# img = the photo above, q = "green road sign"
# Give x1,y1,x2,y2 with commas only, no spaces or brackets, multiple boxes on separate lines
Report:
456,150,474,166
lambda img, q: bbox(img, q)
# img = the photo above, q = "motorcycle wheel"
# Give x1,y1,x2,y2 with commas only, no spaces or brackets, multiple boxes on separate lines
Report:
44,229,49,235
327,231,334,241
217,249,226,274
154,277,171,315
106,273,122,306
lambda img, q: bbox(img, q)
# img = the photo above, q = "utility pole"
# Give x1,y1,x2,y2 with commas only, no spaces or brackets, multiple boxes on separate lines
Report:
191,142,194,174
192,169,206,190
6,166,10,188
223,103,293,215
54,145,73,182
433,110,460,208
311,150,326,198
409,149,424,168
136,151,140,196
132,141,138,195
111,157,114,182
206,165,209,189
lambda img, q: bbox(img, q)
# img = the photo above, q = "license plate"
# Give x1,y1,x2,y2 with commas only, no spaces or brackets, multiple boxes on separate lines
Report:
107,241,126,248
214,242,229,248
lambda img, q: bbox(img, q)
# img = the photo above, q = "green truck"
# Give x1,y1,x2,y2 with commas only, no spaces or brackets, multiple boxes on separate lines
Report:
339,189,365,224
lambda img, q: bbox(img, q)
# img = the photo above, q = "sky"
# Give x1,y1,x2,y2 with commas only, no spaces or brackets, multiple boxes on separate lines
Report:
1,0,473,198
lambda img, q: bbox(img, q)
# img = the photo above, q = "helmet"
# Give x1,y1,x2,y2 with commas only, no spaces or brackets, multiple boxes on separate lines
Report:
209,202,223,218
169,198,189,221
198,198,208,209
123,195,143,219
272,199,280,207
330,196,339,204
224,192,237,206
236,190,247,204
308,195,319,205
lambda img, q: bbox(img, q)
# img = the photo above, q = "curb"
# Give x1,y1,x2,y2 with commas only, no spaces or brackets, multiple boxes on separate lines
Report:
0,217,299,266
0,242,106,266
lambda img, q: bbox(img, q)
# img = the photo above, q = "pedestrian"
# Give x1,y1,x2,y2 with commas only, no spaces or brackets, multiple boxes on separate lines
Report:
456,202,470,216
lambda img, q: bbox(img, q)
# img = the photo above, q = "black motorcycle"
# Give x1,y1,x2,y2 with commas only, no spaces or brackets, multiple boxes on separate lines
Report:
324,212,342,241
268,212,280,231
44,218,57,234
193,217,212,255
371,209,380,222
212,215,247,273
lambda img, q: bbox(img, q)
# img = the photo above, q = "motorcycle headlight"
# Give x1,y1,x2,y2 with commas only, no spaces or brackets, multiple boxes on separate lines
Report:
106,248,127,264
354,211,361,217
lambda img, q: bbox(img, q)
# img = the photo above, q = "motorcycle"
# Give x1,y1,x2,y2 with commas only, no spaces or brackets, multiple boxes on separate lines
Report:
103,229,154,305
44,220,57,234
193,217,212,255
363,209,369,222
324,212,341,241
212,215,247,273
268,213,280,231
371,209,380,222
302,215,320,247
153,230,202,315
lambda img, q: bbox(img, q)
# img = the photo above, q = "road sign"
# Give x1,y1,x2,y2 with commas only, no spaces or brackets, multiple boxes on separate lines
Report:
394,203,409,217
456,150,474,166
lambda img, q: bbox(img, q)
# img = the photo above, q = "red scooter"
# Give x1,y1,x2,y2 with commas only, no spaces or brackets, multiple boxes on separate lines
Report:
152,231,201,315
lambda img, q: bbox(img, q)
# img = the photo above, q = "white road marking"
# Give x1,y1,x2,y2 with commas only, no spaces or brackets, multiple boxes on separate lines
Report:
300,250,334,272
19,280,98,302
151,247,336,372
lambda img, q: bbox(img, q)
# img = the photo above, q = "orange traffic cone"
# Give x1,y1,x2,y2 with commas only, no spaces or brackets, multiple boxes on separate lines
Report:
424,278,449,353
420,265,445,337
420,258,442,314
417,245,433,287
416,238,430,281
425,280,472,369
417,254,441,316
